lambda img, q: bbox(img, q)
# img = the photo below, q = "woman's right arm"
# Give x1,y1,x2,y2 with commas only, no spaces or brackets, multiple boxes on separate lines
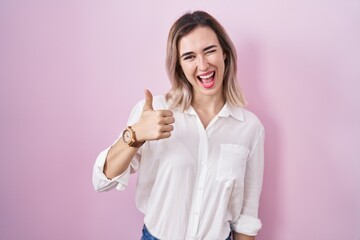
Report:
103,137,142,180
102,89,175,180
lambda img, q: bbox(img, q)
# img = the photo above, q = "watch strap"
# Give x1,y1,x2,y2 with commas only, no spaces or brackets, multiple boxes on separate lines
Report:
125,126,145,148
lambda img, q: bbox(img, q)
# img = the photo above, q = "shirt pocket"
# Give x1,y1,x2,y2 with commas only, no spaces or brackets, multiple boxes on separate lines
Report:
216,144,250,182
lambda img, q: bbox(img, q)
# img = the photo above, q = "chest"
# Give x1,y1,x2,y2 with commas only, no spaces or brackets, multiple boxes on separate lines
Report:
146,113,251,177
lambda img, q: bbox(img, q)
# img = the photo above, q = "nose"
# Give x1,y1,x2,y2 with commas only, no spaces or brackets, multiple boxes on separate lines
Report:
197,55,209,71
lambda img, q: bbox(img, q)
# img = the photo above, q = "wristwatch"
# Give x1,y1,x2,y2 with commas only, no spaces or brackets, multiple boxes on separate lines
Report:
122,126,144,148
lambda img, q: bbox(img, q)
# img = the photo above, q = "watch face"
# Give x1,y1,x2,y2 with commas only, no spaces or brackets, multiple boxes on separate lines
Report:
123,130,132,144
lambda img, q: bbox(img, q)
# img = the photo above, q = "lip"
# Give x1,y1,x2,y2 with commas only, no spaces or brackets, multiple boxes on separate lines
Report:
197,71,215,78
197,70,216,89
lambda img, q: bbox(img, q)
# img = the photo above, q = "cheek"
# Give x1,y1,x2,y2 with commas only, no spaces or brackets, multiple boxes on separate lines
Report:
214,57,226,71
181,64,194,78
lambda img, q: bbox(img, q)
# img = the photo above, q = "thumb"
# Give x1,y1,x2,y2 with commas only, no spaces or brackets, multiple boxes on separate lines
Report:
143,89,154,111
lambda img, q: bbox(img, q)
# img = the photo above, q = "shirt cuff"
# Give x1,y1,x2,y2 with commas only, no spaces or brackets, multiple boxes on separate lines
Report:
231,214,262,236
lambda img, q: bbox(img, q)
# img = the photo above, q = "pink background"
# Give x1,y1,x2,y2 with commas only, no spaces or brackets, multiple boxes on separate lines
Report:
1,1,359,239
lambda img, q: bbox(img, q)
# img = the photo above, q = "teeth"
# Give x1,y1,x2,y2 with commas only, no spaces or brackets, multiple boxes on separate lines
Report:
198,72,214,79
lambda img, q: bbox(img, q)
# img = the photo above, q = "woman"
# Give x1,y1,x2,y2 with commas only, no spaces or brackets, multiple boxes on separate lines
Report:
93,11,265,240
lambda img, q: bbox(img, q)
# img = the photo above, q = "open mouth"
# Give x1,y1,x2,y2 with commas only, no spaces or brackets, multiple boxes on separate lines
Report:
197,71,215,89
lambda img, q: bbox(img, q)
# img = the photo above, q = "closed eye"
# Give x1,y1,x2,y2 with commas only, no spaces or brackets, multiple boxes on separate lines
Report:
205,49,216,55
184,55,195,60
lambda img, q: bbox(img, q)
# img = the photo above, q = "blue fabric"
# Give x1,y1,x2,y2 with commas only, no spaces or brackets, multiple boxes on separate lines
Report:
141,225,159,240
141,225,232,240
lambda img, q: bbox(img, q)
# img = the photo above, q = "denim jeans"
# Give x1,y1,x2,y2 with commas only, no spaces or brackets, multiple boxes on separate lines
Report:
141,225,232,240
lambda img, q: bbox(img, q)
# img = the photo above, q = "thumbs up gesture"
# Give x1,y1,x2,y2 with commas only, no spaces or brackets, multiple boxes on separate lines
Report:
131,89,175,142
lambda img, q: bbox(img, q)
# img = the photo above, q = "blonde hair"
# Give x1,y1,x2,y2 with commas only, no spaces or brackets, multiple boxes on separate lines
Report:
165,11,246,111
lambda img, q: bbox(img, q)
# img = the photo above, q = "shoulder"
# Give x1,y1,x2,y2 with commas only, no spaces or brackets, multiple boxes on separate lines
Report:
243,108,263,126
152,95,168,109
233,106,264,132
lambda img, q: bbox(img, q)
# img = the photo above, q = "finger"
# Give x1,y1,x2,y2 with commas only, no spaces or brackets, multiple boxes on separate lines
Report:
157,109,173,117
160,124,174,132
143,89,154,111
159,131,171,139
161,116,175,125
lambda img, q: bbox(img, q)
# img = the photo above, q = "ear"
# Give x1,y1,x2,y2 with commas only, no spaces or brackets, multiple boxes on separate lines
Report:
223,52,227,61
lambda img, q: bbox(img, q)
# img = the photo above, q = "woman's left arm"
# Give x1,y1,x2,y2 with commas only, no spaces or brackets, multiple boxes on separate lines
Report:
230,126,265,236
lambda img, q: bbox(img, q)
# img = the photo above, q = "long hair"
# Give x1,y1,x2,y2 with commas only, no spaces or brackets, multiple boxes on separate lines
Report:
165,11,246,111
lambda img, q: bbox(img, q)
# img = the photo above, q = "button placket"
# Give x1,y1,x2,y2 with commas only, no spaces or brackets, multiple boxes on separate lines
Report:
189,115,209,238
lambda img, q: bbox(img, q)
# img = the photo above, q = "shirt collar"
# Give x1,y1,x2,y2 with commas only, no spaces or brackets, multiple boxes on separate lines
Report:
183,105,197,115
218,103,245,121
183,103,245,121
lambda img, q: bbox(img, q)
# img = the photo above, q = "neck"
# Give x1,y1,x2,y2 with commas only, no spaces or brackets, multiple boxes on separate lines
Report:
192,93,225,115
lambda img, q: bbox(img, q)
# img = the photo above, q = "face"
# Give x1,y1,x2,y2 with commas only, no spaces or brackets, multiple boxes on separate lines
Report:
178,26,226,100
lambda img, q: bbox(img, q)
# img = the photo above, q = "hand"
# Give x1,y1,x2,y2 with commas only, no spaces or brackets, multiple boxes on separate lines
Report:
132,89,175,142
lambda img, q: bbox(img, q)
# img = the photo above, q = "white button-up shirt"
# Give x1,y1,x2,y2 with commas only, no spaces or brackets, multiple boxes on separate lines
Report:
93,96,265,240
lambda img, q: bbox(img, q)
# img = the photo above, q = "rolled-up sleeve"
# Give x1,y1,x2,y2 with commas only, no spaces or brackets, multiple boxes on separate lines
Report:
92,101,144,192
231,127,265,236
92,146,141,192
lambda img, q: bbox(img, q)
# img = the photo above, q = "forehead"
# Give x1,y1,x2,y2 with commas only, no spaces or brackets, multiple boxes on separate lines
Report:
178,26,220,53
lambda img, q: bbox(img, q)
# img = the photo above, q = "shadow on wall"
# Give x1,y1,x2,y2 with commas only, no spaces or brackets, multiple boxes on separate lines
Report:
237,40,282,240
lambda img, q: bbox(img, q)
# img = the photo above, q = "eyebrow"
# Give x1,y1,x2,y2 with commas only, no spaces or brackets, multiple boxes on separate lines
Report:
180,45,218,59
